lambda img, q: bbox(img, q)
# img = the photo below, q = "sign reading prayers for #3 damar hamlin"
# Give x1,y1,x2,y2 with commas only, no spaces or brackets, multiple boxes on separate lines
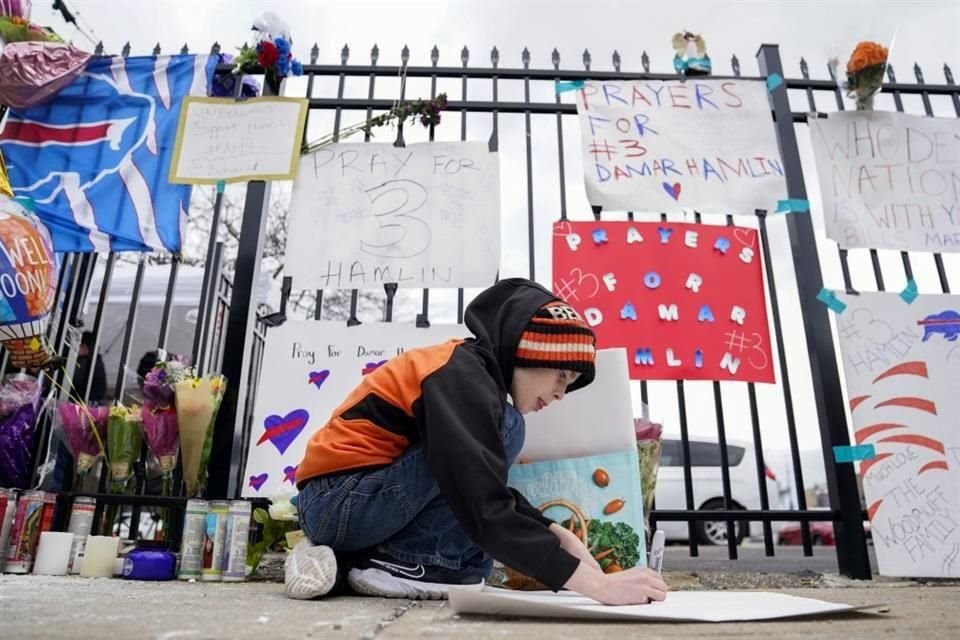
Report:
552,221,775,383
575,79,787,215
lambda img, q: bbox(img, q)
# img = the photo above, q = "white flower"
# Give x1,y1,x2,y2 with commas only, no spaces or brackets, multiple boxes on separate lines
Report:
268,490,299,521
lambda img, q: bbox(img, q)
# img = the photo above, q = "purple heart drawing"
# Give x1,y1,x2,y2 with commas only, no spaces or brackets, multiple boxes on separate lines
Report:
662,181,682,201
249,473,268,492
256,409,310,455
308,370,330,389
283,465,298,485
362,360,388,376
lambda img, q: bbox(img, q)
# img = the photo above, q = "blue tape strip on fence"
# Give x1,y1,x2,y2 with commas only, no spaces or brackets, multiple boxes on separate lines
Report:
900,279,919,304
216,180,226,194
834,444,876,463
556,80,585,94
775,198,809,214
766,73,784,92
817,288,846,314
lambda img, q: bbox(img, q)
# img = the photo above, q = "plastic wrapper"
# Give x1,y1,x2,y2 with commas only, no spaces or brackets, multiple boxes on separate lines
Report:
0,373,41,487
107,405,143,494
175,375,226,497
58,402,108,489
634,414,664,540
142,355,192,407
210,53,260,97
141,401,178,496
0,41,89,109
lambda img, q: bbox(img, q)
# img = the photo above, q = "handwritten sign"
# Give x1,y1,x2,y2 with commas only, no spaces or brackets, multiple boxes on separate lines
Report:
552,221,775,383
834,291,960,577
168,97,308,184
809,112,960,253
285,142,500,289
575,80,786,214
241,321,466,498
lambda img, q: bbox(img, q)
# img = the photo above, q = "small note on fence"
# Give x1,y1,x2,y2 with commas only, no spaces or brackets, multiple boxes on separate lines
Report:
169,97,308,184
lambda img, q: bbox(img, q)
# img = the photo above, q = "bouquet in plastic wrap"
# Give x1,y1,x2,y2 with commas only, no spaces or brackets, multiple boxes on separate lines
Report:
0,372,42,488
634,415,664,541
829,40,890,111
107,404,143,494
58,401,108,491
141,401,178,496
175,372,227,497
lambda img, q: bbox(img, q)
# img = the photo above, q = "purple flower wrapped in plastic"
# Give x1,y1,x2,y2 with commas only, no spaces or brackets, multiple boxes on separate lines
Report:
0,373,42,488
58,402,108,491
142,355,193,408
141,400,179,496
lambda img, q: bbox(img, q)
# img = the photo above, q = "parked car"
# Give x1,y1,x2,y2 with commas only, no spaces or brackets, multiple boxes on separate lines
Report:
777,519,872,546
654,436,780,546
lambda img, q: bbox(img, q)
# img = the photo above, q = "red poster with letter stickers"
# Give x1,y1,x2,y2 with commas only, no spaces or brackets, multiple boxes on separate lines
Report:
552,220,775,383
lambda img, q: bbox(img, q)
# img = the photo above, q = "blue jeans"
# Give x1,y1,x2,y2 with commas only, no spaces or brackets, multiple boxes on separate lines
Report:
297,403,525,575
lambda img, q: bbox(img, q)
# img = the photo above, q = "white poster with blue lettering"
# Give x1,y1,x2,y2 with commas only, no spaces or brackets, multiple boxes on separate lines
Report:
808,112,960,253
833,291,960,577
575,79,786,215
285,142,500,289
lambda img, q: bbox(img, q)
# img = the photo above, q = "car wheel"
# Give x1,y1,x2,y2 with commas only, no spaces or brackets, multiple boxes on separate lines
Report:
695,500,747,546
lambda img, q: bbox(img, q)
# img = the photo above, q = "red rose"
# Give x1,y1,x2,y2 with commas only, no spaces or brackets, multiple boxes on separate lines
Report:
257,41,279,68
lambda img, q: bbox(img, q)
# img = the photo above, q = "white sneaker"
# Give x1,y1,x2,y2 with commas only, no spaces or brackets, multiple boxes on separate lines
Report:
284,540,339,600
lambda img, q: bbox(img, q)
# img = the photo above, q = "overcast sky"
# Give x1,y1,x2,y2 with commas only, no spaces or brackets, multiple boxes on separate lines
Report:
35,0,960,493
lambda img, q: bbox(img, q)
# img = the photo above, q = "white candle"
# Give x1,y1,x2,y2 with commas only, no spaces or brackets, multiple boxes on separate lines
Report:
79,536,119,578
33,532,75,576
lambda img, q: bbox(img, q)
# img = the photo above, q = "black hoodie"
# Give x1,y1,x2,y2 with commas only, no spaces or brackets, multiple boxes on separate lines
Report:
297,278,587,590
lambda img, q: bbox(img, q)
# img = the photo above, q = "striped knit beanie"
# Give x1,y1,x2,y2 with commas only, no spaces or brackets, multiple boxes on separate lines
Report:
516,301,596,390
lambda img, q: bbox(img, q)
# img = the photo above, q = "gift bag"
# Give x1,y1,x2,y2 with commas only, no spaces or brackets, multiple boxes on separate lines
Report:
491,448,646,589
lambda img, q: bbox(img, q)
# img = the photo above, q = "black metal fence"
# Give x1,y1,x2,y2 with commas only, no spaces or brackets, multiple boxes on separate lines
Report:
10,40,959,577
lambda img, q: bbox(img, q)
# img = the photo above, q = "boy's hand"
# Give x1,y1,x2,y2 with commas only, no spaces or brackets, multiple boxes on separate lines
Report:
564,561,669,606
549,523,602,573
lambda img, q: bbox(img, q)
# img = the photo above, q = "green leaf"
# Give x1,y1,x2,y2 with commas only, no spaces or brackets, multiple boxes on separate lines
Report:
253,508,269,525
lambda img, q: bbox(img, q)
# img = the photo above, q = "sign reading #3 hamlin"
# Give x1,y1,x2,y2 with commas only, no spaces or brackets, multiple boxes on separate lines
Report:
285,142,501,289
809,112,960,253
575,79,787,215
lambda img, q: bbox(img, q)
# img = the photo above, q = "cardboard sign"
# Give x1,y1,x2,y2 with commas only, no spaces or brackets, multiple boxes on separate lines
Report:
552,220,774,383
169,97,308,184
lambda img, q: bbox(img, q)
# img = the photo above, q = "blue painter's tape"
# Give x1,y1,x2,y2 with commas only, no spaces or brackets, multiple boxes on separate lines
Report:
766,73,784,92
775,198,809,214
13,196,36,212
216,180,226,194
834,444,876,463
556,80,585,94
816,288,846,314
900,279,919,304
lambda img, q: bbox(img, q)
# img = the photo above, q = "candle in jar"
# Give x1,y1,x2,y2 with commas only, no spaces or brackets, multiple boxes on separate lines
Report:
33,532,75,575
79,536,119,578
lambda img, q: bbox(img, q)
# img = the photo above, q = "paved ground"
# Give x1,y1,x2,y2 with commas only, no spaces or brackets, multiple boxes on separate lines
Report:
2,571,958,639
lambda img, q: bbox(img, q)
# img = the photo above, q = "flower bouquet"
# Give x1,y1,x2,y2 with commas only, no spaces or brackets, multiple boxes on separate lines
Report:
175,373,227,497
230,12,303,95
634,416,664,541
140,401,178,496
107,404,143,494
58,402,108,491
0,373,42,488
834,41,889,111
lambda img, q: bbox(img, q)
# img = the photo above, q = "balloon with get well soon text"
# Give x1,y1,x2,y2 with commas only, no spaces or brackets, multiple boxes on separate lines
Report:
0,195,57,369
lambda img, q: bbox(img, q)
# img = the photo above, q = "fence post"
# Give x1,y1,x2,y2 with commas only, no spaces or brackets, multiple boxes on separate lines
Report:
206,74,274,499
756,44,871,579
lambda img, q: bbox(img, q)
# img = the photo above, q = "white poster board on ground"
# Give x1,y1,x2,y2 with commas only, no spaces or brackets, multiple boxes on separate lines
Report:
575,79,786,215
169,97,308,184
809,112,960,252
285,142,501,289
241,321,466,498
518,348,635,462
833,292,960,577
449,587,876,621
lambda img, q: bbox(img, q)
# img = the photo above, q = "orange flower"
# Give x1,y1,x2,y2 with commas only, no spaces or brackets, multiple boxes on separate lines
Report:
846,41,889,74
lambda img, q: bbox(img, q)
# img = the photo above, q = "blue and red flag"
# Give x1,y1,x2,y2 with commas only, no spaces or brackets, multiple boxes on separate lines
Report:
0,54,217,253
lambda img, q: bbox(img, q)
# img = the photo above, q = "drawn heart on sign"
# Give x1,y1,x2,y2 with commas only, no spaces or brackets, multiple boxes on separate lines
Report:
362,360,387,376
308,370,330,389
662,182,682,201
552,221,574,237
733,227,757,249
256,409,310,455
249,473,269,492
283,465,298,485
